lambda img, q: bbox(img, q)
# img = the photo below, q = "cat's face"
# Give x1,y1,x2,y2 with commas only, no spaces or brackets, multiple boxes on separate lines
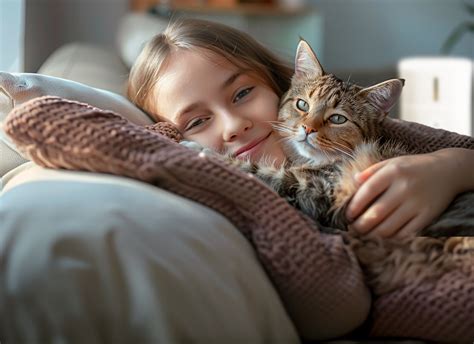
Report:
277,40,404,164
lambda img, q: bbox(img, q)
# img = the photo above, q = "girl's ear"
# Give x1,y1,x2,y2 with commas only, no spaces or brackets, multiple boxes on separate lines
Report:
294,39,324,79
357,78,405,114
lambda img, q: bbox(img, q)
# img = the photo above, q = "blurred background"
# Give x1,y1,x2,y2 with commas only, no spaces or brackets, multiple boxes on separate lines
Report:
1,0,473,132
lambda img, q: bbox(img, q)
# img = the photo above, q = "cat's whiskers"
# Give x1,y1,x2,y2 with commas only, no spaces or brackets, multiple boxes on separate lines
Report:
273,128,294,137
272,123,294,131
324,143,355,160
318,137,356,160
269,121,295,131
276,136,294,146
318,136,353,153
330,146,356,160
320,146,332,162
271,122,297,136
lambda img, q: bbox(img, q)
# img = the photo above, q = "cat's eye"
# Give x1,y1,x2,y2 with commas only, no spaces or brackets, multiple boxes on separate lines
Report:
329,114,347,124
296,99,309,112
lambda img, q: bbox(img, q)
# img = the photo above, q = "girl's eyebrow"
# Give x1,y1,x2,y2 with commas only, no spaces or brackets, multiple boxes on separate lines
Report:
174,102,204,123
222,72,242,89
174,72,243,122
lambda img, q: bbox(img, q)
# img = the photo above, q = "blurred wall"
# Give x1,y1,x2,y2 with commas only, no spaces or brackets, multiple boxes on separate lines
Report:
24,0,473,79
24,0,128,72
0,0,25,72
309,0,473,86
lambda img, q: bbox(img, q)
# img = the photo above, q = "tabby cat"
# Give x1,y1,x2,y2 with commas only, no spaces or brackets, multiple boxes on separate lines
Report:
200,40,474,295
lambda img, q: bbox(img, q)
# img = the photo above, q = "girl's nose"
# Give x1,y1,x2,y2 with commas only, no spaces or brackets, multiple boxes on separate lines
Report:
222,111,252,142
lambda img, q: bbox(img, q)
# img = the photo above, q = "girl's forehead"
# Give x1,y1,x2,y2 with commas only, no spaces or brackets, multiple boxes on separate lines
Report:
157,49,239,89
149,49,241,120
172,47,238,70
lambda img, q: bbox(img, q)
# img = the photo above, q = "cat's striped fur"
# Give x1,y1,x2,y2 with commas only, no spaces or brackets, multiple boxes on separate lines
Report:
226,40,407,232
220,40,474,295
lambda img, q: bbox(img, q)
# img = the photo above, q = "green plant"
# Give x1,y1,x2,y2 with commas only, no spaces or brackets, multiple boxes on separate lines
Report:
441,1,474,54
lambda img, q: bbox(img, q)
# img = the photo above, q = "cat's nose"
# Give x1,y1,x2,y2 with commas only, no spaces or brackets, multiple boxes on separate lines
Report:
302,124,317,134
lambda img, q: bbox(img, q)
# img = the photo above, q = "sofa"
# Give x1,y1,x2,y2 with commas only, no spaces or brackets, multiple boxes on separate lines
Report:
0,12,305,343
1,10,445,344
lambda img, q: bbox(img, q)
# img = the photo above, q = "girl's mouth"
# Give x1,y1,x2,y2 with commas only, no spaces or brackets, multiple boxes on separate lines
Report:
235,132,272,157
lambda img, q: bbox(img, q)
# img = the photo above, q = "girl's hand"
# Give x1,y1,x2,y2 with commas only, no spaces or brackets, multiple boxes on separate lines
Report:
345,148,474,238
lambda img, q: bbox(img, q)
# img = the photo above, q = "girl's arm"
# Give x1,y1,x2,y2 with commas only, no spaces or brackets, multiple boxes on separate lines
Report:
346,148,474,237
345,118,474,238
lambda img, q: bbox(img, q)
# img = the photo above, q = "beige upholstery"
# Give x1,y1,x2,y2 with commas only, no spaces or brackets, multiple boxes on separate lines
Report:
38,42,130,95
0,129,27,177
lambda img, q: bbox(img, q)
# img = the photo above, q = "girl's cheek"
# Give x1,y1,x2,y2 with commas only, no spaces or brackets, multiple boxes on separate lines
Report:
192,134,222,152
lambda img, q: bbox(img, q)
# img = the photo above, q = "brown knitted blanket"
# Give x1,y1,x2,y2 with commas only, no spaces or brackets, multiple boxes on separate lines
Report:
4,96,474,342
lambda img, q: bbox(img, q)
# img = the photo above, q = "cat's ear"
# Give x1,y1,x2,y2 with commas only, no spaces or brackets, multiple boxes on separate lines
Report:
294,39,324,79
357,79,405,114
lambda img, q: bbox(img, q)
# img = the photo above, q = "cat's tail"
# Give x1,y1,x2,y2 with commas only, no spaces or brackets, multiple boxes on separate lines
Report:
346,234,474,295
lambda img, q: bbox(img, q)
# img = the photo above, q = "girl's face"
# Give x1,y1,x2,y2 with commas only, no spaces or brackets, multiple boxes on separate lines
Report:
148,49,286,165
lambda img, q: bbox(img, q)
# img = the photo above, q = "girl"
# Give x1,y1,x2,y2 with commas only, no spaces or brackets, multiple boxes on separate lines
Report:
127,18,474,239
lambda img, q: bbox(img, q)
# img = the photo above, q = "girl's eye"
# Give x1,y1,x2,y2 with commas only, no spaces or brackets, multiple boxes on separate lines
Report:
328,114,348,124
185,117,208,131
296,99,309,112
233,87,254,103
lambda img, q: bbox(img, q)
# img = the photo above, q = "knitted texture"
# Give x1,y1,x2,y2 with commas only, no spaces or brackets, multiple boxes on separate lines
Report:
380,118,474,153
4,96,474,342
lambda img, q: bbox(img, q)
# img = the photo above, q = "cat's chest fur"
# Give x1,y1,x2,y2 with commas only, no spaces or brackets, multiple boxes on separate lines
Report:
232,153,354,231
229,140,402,233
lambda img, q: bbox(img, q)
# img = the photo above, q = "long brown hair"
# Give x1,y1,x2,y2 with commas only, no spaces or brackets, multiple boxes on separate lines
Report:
127,18,293,120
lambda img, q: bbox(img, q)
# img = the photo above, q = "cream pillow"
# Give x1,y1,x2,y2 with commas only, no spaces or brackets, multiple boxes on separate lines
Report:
0,71,153,176
0,164,299,343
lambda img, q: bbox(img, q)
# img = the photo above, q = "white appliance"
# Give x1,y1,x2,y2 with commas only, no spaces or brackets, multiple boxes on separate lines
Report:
398,57,473,136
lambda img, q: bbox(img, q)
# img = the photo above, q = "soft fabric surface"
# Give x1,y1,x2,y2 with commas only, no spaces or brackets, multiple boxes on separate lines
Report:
0,127,28,176
0,72,153,177
0,72,150,124
37,42,130,95
0,164,299,343
5,96,474,342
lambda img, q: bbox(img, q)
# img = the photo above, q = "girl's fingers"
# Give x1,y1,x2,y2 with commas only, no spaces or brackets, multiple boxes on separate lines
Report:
394,211,433,239
354,159,387,183
368,203,417,238
348,184,402,234
346,164,391,221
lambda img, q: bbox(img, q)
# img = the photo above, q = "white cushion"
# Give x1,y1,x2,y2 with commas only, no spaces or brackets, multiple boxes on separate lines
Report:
0,164,298,343
0,72,151,123
0,71,153,177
